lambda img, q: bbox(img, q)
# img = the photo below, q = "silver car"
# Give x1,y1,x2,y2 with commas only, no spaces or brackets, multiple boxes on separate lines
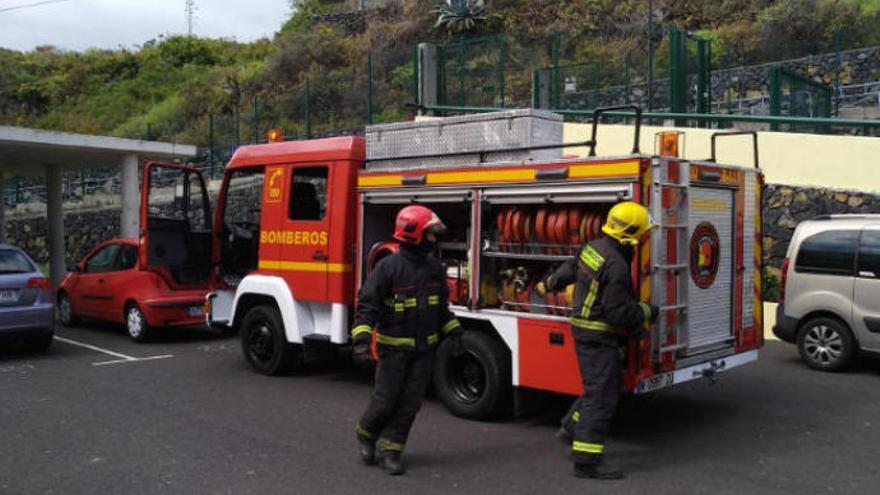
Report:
774,215,880,371
0,244,54,351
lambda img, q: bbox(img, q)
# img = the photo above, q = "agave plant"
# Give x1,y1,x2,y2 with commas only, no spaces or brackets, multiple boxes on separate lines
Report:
434,0,487,34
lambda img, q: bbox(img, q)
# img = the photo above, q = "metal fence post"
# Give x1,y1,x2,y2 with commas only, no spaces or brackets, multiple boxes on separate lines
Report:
457,36,466,107
498,34,506,108
367,49,374,125
647,0,654,111
834,27,841,117
208,113,215,178
769,67,781,131
305,76,312,138
252,94,259,144
551,31,560,110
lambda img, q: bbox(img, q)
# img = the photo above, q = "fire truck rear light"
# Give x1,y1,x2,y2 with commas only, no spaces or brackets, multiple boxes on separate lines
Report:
267,128,283,143
657,132,680,157
27,277,51,290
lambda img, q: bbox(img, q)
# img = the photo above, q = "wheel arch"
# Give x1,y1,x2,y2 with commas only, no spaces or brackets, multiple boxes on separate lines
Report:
798,310,858,345
231,275,301,344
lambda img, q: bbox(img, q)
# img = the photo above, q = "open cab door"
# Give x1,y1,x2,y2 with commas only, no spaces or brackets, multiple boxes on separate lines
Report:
139,161,213,289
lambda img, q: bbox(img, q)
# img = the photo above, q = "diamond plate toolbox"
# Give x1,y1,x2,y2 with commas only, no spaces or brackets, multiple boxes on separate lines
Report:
365,109,563,172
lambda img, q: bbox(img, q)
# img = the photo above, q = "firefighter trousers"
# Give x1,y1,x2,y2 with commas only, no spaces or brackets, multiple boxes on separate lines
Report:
570,338,622,464
357,347,435,454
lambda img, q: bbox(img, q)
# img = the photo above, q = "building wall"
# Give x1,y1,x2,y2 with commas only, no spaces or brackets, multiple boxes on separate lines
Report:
563,123,880,192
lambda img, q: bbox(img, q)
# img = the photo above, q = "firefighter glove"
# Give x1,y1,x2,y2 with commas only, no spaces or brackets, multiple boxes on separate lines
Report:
351,330,373,365
535,281,547,297
648,303,660,324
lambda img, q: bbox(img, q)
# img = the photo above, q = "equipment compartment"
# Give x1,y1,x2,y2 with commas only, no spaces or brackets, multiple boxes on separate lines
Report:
477,184,632,316
360,192,473,306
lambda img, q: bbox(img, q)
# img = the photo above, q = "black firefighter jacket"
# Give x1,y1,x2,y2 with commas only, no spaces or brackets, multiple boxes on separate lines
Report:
545,237,652,345
351,244,461,351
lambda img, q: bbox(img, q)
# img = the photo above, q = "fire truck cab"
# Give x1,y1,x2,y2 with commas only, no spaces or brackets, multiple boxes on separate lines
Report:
194,109,764,420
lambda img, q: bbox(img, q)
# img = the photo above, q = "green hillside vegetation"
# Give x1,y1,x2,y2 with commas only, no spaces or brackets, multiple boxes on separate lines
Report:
0,0,878,149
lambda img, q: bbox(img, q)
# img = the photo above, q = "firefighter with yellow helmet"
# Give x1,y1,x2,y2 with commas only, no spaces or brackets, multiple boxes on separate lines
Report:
537,201,659,479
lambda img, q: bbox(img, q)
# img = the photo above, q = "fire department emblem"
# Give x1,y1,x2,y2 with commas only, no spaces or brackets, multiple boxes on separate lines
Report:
690,222,720,289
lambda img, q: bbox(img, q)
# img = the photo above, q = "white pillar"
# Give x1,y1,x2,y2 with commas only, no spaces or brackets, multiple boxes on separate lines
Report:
120,154,140,239
46,166,66,285
0,171,6,244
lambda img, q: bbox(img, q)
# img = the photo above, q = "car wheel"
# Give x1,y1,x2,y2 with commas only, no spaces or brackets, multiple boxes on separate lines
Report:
240,305,301,375
433,331,511,420
25,333,54,352
57,292,79,327
125,304,152,343
797,317,856,372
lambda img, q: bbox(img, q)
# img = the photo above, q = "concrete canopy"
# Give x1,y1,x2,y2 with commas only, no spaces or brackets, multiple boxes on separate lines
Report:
0,126,197,174
0,126,199,285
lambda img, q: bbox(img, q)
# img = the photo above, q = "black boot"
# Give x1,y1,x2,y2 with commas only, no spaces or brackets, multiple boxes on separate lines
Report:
358,437,376,466
380,451,406,476
573,461,624,480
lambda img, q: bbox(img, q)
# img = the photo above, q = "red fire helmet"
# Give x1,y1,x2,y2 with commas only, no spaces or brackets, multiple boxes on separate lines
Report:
392,205,447,244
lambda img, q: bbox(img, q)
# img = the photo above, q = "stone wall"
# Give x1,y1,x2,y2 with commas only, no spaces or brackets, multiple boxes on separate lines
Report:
762,183,880,270
5,209,121,267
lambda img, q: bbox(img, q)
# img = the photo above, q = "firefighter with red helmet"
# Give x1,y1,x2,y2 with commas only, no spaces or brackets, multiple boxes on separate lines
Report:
350,205,462,475
537,201,659,480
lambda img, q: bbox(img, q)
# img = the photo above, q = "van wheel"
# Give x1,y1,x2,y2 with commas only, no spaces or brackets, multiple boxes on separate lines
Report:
797,317,856,372
433,331,511,420
240,305,301,375
125,304,152,343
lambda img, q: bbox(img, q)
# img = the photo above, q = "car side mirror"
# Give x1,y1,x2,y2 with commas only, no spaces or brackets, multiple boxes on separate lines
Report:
67,263,80,273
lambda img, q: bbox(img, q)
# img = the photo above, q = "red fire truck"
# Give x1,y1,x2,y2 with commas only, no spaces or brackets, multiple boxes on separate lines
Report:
142,108,763,420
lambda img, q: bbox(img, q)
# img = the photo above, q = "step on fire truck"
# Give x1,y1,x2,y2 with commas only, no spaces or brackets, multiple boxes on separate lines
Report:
141,106,763,420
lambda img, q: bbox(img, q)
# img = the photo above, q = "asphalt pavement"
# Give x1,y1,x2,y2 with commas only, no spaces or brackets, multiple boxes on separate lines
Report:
2,322,879,495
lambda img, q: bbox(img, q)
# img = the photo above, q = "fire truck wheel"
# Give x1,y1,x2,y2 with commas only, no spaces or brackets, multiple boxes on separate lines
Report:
240,305,301,376
796,316,856,372
433,331,511,420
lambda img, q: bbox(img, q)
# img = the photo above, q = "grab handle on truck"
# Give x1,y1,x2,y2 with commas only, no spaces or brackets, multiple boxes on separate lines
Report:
589,105,643,157
707,131,759,169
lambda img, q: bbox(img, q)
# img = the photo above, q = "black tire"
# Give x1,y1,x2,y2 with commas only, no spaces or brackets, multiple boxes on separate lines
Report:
57,292,79,327
125,303,152,343
433,331,511,420
240,305,301,375
25,333,54,352
797,316,856,372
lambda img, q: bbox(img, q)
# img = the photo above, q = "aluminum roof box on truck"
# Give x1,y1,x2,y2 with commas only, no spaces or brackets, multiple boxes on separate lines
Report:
365,109,563,171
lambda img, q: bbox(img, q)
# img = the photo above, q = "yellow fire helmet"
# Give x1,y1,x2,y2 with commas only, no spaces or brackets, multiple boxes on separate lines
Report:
601,201,656,245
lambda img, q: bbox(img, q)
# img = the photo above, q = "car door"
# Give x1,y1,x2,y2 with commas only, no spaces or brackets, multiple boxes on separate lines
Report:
854,226,880,352
77,243,122,317
140,161,212,289
97,244,140,322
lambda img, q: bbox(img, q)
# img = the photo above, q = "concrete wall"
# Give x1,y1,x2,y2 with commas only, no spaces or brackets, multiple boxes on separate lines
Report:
563,123,880,192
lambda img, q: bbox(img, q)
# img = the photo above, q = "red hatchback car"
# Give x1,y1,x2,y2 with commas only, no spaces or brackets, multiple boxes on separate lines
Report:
57,239,209,341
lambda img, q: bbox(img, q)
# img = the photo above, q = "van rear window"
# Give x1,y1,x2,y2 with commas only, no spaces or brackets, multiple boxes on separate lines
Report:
795,230,858,276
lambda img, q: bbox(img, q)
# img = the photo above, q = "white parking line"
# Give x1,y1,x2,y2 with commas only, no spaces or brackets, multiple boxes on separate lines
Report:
53,336,173,366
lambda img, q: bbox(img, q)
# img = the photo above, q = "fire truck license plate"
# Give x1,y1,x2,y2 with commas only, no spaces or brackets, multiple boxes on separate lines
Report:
636,372,674,393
